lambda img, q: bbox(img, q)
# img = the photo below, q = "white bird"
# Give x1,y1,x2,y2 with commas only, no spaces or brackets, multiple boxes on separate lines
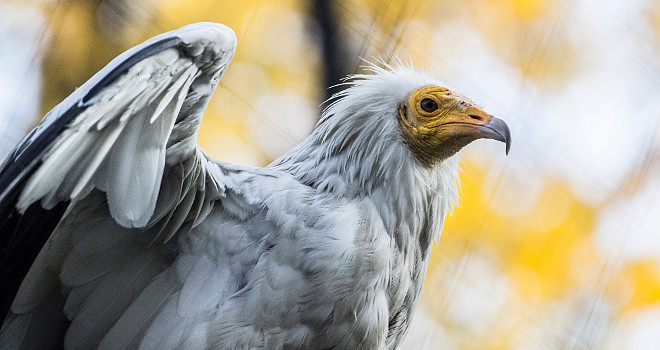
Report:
0,22,510,349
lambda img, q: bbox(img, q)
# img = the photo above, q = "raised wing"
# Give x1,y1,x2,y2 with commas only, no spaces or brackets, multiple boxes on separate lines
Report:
0,22,237,346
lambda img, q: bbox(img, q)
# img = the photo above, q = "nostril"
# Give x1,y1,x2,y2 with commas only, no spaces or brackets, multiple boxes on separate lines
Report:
468,114,484,121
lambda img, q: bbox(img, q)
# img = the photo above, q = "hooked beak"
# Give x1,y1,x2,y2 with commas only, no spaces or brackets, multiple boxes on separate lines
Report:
463,106,511,155
477,116,511,155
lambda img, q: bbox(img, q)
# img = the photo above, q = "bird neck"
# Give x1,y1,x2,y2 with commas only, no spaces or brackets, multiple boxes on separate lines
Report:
270,129,461,252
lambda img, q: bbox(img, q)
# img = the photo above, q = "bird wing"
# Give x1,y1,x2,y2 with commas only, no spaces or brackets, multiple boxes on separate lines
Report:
0,22,247,348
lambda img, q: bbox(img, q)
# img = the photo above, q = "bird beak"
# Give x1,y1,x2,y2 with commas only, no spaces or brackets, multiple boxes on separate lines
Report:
477,117,511,155
463,106,511,155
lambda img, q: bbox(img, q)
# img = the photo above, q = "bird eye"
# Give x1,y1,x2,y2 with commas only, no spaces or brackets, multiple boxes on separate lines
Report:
420,98,438,113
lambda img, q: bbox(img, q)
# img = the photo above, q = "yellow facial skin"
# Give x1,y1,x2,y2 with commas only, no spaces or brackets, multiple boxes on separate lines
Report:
398,86,511,167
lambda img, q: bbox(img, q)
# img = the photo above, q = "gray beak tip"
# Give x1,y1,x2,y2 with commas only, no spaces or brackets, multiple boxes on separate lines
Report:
480,117,511,156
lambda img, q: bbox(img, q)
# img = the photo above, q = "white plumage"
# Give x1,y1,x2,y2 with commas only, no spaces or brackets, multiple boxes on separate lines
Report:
0,22,509,349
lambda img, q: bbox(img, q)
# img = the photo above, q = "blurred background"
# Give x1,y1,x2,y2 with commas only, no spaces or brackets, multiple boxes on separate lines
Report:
1,0,660,348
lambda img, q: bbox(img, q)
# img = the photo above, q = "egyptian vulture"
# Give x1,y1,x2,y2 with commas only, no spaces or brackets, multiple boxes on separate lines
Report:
0,23,510,349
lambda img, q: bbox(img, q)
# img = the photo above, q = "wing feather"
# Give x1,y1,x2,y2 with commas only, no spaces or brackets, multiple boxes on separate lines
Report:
64,246,164,349
0,22,238,348
177,255,222,317
97,272,181,350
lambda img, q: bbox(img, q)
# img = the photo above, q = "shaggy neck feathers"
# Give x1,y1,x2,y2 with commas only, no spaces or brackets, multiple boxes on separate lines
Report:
270,65,461,247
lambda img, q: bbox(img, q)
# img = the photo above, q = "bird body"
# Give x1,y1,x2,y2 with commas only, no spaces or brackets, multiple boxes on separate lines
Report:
0,22,509,349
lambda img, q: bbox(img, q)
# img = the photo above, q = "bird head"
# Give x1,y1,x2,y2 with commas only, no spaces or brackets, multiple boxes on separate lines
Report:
273,63,511,197
397,85,511,167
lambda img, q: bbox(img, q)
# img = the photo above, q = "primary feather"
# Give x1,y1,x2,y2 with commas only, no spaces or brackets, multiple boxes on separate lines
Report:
0,22,509,349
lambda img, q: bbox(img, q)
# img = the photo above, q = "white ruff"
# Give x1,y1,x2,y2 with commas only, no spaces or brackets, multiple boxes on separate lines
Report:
271,62,461,244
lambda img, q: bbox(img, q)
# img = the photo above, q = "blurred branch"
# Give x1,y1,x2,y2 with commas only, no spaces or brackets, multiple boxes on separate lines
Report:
309,0,351,99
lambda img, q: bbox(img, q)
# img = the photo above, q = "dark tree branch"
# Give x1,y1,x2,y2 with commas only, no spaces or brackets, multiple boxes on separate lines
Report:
310,0,351,100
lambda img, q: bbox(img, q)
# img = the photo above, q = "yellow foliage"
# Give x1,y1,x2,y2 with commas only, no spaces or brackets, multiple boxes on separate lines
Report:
39,3,119,114
651,1,660,45
428,161,597,303
506,0,546,20
620,260,660,312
